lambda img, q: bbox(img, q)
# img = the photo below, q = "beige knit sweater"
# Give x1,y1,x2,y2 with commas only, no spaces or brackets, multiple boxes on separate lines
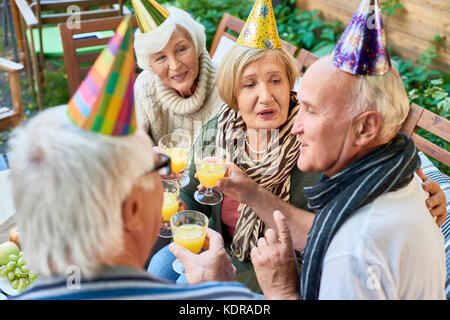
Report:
134,50,223,144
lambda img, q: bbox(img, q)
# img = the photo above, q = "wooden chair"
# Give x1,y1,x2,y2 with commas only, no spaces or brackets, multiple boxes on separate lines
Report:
296,48,319,77
400,103,450,169
58,15,138,98
209,12,299,66
0,57,24,132
13,0,128,110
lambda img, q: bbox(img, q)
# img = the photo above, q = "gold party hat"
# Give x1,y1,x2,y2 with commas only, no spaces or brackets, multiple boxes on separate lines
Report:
236,0,281,49
131,0,170,33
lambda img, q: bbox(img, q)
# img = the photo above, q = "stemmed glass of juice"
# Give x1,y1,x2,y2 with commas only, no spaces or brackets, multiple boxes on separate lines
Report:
158,180,180,238
170,210,209,274
158,133,191,188
194,145,227,206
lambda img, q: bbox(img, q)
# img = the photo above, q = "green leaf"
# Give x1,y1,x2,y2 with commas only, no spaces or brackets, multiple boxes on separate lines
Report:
302,32,315,49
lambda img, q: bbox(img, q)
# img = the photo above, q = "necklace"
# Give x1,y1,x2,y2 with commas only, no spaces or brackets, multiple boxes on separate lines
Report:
245,136,268,155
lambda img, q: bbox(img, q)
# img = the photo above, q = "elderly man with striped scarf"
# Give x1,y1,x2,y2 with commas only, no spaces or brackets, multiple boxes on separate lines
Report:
249,52,449,299
219,54,447,300
232,1,447,300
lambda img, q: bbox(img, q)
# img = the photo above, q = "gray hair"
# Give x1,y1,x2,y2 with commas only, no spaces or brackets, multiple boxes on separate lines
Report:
349,62,410,139
8,106,155,278
134,6,206,70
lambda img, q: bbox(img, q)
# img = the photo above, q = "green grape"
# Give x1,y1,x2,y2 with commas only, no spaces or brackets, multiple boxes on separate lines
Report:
19,251,24,258
29,273,37,280
17,257,25,267
8,255,18,262
14,267,24,277
6,261,16,271
21,265,30,273
17,282,27,293
7,271,15,281
11,280,19,290
0,265,8,277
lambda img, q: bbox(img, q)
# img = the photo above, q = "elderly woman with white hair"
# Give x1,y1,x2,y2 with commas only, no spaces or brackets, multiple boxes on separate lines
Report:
133,3,222,143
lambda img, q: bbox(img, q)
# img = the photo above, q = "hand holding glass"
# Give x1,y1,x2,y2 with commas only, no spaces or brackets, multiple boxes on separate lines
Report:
194,146,227,205
158,133,191,188
170,210,209,274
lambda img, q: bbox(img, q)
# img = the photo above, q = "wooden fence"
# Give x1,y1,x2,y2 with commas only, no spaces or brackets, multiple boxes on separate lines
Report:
296,0,450,73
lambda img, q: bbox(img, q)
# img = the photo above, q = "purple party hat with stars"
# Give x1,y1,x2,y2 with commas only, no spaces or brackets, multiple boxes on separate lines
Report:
332,0,391,76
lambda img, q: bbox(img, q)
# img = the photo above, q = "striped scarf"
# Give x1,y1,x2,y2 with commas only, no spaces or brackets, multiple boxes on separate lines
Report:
300,133,420,299
216,92,300,262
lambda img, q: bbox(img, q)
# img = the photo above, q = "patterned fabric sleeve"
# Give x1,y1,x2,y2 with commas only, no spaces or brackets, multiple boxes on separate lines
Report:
418,152,450,300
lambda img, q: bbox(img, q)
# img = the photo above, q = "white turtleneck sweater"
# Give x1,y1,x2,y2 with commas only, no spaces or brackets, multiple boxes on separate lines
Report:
134,50,223,144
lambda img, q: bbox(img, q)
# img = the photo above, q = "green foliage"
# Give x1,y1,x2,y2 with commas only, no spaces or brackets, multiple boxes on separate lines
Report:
380,0,404,16
158,0,343,55
392,35,449,175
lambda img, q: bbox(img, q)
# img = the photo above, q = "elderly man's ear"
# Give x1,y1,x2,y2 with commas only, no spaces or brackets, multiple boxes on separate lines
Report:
122,186,145,232
352,111,382,147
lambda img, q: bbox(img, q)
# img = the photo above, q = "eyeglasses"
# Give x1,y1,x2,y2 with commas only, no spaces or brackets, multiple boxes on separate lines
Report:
144,152,171,177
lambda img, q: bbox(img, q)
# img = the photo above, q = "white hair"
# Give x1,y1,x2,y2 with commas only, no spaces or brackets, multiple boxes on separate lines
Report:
134,6,206,70
8,106,155,279
350,64,410,139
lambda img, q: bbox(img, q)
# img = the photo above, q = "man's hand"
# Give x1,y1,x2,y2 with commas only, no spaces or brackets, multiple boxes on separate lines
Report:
169,228,236,284
416,168,447,227
251,211,300,300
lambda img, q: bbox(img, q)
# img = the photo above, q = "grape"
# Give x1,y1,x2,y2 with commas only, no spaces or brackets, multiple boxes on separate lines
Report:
21,265,30,273
7,271,15,281
11,280,19,290
6,261,16,271
0,265,8,277
9,255,18,262
19,252,24,258
29,273,37,280
17,282,26,293
14,267,24,277
17,257,25,267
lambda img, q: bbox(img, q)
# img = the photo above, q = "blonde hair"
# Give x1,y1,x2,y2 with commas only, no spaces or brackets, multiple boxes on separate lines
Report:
8,106,155,279
216,45,299,111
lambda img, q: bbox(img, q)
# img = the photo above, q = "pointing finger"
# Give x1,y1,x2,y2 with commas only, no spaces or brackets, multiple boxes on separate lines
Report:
273,210,293,248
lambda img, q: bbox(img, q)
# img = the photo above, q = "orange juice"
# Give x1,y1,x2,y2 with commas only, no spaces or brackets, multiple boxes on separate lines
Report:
172,224,206,253
162,192,179,222
165,147,188,173
197,157,226,188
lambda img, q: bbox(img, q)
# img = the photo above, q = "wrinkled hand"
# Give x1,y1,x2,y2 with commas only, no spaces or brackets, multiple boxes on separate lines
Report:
251,211,299,300
169,228,236,284
416,168,447,227
214,163,260,203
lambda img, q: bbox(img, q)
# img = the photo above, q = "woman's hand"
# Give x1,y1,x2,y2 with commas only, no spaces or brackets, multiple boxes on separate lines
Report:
416,168,447,227
215,163,262,204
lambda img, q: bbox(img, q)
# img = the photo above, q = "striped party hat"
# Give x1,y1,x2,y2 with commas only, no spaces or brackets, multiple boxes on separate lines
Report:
332,0,391,75
67,16,137,136
236,0,281,49
131,0,170,33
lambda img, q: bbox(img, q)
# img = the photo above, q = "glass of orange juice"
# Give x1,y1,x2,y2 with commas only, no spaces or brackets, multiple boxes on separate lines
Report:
158,180,180,238
170,210,209,274
158,133,191,188
194,145,227,206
